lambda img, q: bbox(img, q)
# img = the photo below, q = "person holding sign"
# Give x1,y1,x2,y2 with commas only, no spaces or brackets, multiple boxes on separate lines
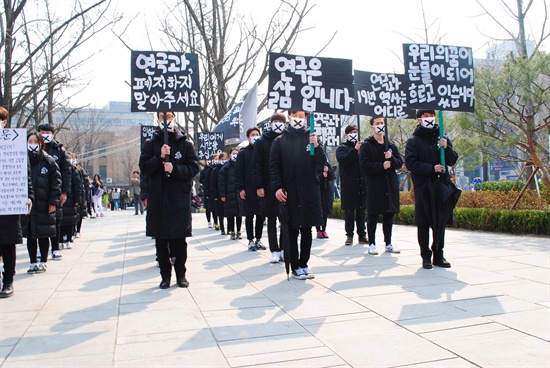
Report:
270,110,326,280
0,107,34,298
359,117,403,256
336,125,368,246
23,132,62,274
405,110,459,269
139,111,200,289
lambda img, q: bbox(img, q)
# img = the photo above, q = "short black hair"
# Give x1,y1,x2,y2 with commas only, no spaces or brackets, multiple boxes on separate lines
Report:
133,170,139,175
369,117,386,126
37,123,55,133
344,124,358,134
246,127,260,137
416,109,436,119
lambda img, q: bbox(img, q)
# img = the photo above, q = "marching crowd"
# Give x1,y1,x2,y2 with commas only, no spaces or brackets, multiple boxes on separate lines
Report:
0,106,458,295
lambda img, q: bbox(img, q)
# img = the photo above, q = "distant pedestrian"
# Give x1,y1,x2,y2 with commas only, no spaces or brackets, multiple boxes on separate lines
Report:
130,171,144,215
91,174,105,217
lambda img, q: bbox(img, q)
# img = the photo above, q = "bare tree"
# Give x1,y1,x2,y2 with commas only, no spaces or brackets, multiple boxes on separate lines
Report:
1,0,120,128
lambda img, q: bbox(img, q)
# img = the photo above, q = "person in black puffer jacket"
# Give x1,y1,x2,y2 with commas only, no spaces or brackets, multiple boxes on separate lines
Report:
23,132,62,274
219,147,242,240
315,162,335,239
60,154,82,249
210,153,228,234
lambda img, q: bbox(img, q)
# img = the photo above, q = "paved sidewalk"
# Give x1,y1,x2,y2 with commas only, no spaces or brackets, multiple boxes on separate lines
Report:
1,210,548,367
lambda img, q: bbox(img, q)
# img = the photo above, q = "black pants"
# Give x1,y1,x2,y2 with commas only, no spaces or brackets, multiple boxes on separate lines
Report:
205,210,211,222
344,208,366,237
27,238,50,263
288,227,312,271
217,215,225,232
245,215,264,241
227,216,242,233
315,214,328,232
155,238,188,280
266,216,280,252
50,220,61,252
367,213,394,245
0,244,16,284
418,226,445,261
134,194,143,214
61,224,74,243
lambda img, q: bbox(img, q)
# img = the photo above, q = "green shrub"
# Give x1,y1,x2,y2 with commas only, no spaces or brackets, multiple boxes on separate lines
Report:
478,180,546,193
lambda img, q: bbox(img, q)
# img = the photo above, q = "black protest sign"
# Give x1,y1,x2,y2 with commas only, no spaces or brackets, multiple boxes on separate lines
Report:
313,113,341,147
268,52,354,115
403,43,474,112
196,132,225,160
354,71,412,118
140,125,157,149
131,51,201,112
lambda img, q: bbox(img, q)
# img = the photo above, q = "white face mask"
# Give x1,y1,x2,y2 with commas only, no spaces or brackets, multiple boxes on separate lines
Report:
159,119,177,132
347,133,358,143
231,154,238,161
250,135,260,144
374,124,385,135
289,116,306,129
271,121,285,134
420,117,435,129
70,159,77,165
28,143,40,153
42,133,53,143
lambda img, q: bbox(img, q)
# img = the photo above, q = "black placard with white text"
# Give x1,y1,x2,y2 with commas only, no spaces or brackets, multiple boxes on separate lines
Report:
354,71,412,118
313,113,341,147
196,132,225,160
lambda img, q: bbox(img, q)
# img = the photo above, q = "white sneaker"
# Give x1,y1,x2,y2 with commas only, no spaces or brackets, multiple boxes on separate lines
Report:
37,263,47,273
270,251,280,263
291,268,307,280
52,250,62,259
65,242,72,249
27,263,38,273
385,244,401,253
75,232,81,238
368,244,378,255
301,267,315,279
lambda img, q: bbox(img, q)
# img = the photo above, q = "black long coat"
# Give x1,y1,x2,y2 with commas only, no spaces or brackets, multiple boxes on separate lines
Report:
0,162,34,245
22,152,62,239
61,165,82,226
44,141,71,222
76,167,89,218
270,126,326,229
359,136,403,215
405,125,459,226
139,130,200,239
210,163,224,217
218,160,242,217
203,165,214,211
199,166,210,211
318,163,335,216
336,141,366,210
252,129,281,217
235,144,260,216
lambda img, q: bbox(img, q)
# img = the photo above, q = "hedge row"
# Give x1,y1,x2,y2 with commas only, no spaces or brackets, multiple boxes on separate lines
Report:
330,201,550,235
478,180,546,193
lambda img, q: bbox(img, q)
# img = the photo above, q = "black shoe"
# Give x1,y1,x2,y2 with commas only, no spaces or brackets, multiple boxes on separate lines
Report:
220,231,226,235
433,258,451,268
159,278,171,289
0,283,14,298
177,277,189,288
422,260,433,269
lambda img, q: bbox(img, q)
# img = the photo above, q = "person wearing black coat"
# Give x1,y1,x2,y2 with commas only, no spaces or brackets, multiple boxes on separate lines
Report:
315,162,335,239
405,110,459,269
336,124,368,246
210,153,228,234
270,110,326,280
74,159,89,236
24,132,62,274
252,113,285,262
219,148,242,240
60,159,82,249
38,123,72,259
0,108,34,298
199,163,213,227
359,117,403,256
204,158,218,229
139,112,200,289
236,128,266,252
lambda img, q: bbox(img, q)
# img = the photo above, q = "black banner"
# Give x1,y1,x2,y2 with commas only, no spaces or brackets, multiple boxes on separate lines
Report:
196,132,225,160
267,52,354,115
354,71,412,118
140,125,156,149
313,113,341,147
131,51,201,112
403,43,474,112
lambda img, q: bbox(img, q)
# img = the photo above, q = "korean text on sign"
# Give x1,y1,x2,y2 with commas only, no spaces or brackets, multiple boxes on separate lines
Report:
403,43,475,112
131,51,201,113
313,113,341,147
267,52,354,115
0,129,29,215
354,71,411,118
196,132,225,160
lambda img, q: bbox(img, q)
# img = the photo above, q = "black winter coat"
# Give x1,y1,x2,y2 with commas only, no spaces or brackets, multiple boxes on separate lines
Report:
199,165,211,211
61,165,82,226
318,163,335,216
270,126,326,229
235,144,260,216
139,130,200,239
76,167,89,218
219,160,241,217
336,141,366,210
22,152,62,239
359,136,403,215
0,161,34,245
405,125,459,226
253,129,281,217
44,141,72,195
210,164,224,217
